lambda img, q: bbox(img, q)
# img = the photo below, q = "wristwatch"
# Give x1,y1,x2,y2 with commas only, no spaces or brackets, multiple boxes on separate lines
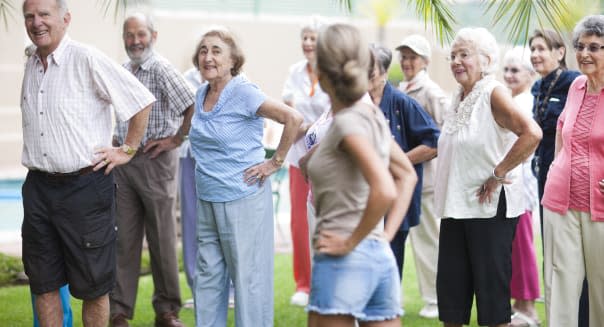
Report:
121,144,137,156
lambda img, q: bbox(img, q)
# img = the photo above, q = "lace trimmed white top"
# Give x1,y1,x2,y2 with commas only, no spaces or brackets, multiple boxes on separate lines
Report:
434,78,525,219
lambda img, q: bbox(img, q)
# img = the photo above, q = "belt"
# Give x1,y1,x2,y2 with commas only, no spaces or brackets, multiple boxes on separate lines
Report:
34,166,96,180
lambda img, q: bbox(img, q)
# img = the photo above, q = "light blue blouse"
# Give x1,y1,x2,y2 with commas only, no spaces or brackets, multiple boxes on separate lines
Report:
190,75,267,202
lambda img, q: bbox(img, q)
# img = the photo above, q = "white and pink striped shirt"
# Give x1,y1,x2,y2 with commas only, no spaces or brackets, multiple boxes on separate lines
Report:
20,35,155,173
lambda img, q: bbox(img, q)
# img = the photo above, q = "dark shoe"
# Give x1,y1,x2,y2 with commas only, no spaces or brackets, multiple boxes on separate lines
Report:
155,311,184,327
110,314,129,327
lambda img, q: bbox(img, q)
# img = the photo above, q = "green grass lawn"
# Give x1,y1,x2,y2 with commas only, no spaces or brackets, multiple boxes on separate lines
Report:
0,244,546,327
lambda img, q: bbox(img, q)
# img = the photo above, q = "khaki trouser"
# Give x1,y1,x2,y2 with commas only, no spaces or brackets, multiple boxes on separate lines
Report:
110,149,181,318
543,208,604,327
409,191,439,305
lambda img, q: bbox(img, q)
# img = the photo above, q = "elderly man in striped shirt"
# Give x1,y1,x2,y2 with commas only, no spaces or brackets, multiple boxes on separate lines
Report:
109,12,195,327
20,1,154,327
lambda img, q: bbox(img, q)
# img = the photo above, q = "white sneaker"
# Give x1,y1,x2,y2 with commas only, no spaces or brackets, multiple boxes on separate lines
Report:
419,303,439,319
182,298,194,309
290,291,309,306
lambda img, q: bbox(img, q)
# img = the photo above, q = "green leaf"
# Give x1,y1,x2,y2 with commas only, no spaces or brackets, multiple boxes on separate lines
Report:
483,0,574,44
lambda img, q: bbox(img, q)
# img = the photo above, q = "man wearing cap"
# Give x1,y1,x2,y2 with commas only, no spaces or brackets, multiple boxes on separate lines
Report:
396,34,450,319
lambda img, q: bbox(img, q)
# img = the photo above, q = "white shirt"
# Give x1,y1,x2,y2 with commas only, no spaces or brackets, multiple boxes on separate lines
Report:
282,59,330,167
21,36,155,173
513,90,539,211
434,78,525,219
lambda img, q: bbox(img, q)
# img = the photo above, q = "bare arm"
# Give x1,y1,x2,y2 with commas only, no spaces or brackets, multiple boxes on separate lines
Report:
143,104,194,158
243,98,303,185
93,104,152,174
299,143,318,180
315,134,397,256
384,142,418,242
478,86,542,203
406,144,437,165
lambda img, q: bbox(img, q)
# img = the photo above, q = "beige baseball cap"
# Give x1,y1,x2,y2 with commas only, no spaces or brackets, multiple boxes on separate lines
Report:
396,34,432,58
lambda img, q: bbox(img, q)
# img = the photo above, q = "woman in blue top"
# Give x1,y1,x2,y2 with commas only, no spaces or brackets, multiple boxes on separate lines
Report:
188,28,303,327
367,44,440,283
529,29,580,221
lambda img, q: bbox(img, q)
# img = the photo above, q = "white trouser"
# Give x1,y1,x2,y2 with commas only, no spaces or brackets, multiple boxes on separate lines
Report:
409,191,439,305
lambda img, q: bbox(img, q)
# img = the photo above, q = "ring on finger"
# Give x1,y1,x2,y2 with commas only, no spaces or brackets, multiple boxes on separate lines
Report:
103,159,110,165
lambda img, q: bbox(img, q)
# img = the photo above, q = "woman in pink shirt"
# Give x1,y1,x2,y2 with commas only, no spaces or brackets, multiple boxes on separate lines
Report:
541,15,604,326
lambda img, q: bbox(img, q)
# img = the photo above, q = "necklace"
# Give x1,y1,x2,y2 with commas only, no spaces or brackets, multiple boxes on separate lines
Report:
535,68,562,126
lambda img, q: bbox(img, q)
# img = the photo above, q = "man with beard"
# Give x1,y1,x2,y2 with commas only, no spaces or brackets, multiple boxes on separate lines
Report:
109,13,195,327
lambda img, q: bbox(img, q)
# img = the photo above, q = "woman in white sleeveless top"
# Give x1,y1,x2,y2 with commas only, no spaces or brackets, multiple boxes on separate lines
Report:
433,28,542,327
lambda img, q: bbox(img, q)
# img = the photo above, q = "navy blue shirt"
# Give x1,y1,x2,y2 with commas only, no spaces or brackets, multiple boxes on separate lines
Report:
531,69,580,196
379,82,440,231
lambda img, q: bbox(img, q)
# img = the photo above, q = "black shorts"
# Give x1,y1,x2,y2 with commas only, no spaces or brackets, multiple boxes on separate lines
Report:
22,169,117,300
436,190,519,326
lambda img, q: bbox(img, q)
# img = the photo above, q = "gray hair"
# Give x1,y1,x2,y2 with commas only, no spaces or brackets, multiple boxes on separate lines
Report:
370,44,392,74
452,27,499,76
300,15,326,36
23,0,68,15
123,12,155,34
573,15,604,46
503,46,534,73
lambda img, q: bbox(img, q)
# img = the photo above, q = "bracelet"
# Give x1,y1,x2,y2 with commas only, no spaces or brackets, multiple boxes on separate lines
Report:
271,156,284,167
491,168,506,182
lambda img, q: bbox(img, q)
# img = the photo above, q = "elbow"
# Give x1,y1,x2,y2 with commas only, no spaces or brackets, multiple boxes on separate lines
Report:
530,124,543,148
288,110,304,129
381,182,398,207
408,169,418,189
428,147,437,160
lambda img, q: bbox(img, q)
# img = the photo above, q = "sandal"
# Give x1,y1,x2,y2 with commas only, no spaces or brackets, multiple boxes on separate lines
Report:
510,311,541,327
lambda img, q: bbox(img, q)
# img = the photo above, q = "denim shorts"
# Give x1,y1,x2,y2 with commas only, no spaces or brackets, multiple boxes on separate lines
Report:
307,238,403,322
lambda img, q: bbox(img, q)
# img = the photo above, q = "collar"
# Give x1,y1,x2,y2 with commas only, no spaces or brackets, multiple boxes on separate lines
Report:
399,69,427,92
127,51,157,72
541,67,563,85
35,34,71,67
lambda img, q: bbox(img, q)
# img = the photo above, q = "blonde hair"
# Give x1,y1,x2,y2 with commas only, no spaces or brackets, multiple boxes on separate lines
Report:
316,23,369,105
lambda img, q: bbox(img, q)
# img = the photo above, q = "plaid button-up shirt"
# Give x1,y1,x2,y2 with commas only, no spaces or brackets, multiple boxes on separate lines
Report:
115,52,195,146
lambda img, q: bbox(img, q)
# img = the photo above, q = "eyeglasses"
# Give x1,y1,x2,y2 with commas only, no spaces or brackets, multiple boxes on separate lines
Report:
446,51,473,62
573,43,604,53
503,67,520,74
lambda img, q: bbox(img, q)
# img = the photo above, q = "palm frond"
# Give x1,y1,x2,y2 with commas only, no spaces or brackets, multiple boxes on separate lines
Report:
483,0,574,45
0,0,16,30
411,0,457,45
97,0,150,21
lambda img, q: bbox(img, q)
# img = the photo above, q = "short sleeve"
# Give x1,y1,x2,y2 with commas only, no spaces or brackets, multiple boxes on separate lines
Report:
330,109,371,148
90,50,155,122
236,82,267,117
159,64,195,116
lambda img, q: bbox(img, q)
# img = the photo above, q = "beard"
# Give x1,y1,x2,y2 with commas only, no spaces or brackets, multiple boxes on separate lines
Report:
127,43,154,65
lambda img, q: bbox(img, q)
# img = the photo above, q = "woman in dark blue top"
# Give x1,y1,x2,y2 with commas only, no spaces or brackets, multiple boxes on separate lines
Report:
368,44,440,281
530,30,580,216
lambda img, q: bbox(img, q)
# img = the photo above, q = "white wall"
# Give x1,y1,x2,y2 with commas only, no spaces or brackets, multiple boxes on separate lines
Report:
0,3,459,178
